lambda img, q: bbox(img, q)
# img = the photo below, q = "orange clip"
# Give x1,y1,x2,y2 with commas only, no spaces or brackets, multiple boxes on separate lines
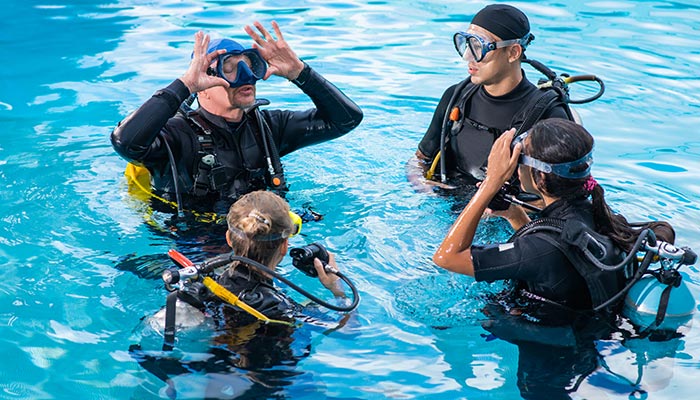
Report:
449,107,460,122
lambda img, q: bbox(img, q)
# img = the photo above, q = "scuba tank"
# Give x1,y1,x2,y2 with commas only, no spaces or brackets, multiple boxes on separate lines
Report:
491,201,697,335
623,275,695,332
622,240,697,332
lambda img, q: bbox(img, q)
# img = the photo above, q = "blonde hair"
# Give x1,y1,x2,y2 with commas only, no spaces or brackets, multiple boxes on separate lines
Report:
226,191,294,267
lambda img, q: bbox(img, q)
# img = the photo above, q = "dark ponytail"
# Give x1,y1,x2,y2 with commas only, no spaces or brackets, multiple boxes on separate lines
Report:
527,119,675,251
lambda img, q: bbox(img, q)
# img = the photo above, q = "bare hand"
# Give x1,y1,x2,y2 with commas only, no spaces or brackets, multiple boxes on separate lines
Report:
484,128,521,187
245,21,305,80
313,252,346,297
179,31,229,93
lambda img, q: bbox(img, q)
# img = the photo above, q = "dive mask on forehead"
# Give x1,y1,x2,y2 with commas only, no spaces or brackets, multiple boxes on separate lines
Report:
453,32,532,62
209,49,267,88
515,132,594,179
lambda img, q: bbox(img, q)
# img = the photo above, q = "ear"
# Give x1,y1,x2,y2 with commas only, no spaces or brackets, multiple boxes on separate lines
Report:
199,87,212,100
535,171,549,194
280,239,289,256
225,230,233,247
508,45,523,63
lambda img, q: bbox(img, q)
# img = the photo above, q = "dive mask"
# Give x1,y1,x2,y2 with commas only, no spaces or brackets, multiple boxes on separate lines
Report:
453,32,533,62
209,49,268,88
515,132,594,179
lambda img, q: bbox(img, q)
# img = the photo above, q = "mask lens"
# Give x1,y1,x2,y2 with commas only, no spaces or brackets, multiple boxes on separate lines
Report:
220,54,241,82
243,51,266,78
468,36,484,62
216,49,268,87
454,33,468,57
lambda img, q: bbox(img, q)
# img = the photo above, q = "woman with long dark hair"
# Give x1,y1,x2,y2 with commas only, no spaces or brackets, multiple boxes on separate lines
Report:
433,118,674,315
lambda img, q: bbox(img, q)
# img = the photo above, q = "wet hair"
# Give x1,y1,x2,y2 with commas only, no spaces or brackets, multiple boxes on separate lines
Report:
526,118,674,250
226,191,294,268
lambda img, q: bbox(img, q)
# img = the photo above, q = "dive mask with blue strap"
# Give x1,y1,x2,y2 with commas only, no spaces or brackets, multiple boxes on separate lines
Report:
453,32,533,63
204,38,268,88
513,132,594,179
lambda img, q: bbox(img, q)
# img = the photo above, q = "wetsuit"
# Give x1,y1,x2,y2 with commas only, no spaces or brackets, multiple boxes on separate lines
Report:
111,63,363,212
130,264,310,398
418,70,569,183
208,264,301,325
471,199,623,314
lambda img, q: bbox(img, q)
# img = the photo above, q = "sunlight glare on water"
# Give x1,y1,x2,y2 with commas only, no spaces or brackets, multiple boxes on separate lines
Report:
1,0,699,399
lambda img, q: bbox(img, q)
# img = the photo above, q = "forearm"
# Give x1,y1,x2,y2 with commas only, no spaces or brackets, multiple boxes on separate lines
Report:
110,79,190,161
292,62,363,133
505,207,531,231
433,177,502,275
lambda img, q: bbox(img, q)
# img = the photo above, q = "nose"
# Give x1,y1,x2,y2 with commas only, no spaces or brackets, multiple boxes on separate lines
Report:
462,50,476,63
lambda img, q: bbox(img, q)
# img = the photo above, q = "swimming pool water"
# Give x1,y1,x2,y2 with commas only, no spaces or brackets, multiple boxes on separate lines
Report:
2,0,700,399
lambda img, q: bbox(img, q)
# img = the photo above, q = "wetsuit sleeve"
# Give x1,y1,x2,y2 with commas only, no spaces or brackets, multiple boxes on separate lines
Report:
110,79,191,163
269,62,363,156
417,84,458,160
471,235,566,283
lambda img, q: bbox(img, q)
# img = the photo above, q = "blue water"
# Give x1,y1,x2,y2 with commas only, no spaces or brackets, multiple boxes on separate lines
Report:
2,0,700,398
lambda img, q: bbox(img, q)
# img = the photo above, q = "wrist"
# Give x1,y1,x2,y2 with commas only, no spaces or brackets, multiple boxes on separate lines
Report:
479,177,503,195
178,77,195,94
329,278,346,298
290,61,310,85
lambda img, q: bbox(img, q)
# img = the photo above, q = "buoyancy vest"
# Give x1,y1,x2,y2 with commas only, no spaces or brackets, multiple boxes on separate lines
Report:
447,78,574,141
510,217,627,312
435,76,574,182
180,103,288,202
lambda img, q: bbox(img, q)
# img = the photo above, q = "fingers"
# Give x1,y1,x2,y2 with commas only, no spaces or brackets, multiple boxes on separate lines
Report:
313,258,326,277
244,24,264,46
496,128,516,148
192,31,206,58
246,21,285,47
254,21,273,40
247,21,274,47
271,20,284,40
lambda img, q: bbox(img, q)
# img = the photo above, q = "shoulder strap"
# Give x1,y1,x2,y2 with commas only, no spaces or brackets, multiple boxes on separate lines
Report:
442,79,478,138
512,89,570,136
252,108,288,196
513,217,624,310
180,111,220,197
162,290,178,351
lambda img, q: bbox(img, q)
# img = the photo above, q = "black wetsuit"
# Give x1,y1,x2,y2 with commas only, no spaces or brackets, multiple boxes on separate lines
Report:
130,265,311,398
471,199,623,312
418,71,569,182
111,63,363,212
208,264,301,325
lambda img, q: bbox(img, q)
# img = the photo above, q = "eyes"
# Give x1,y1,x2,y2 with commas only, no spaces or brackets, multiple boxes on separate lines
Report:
220,55,253,76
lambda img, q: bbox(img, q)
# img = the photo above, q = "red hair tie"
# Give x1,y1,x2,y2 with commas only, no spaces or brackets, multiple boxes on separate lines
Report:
583,176,598,192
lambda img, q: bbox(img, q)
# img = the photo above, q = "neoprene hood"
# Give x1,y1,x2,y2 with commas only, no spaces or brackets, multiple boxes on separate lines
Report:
471,4,530,40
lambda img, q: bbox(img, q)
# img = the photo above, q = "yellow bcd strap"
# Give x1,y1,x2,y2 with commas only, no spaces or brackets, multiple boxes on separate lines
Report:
425,151,441,181
125,162,153,201
202,277,295,327
425,107,459,181
124,162,223,223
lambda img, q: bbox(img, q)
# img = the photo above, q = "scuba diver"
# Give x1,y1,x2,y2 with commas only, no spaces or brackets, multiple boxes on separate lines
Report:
432,118,696,398
129,190,359,398
111,22,363,216
410,4,603,192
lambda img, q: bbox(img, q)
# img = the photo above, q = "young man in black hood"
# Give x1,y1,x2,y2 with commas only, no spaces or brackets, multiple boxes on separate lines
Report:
415,4,571,187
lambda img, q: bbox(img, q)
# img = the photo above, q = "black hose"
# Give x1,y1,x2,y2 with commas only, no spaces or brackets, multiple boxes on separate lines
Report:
162,135,184,217
593,243,655,312
523,57,557,80
583,229,653,272
567,76,605,104
199,253,360,312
